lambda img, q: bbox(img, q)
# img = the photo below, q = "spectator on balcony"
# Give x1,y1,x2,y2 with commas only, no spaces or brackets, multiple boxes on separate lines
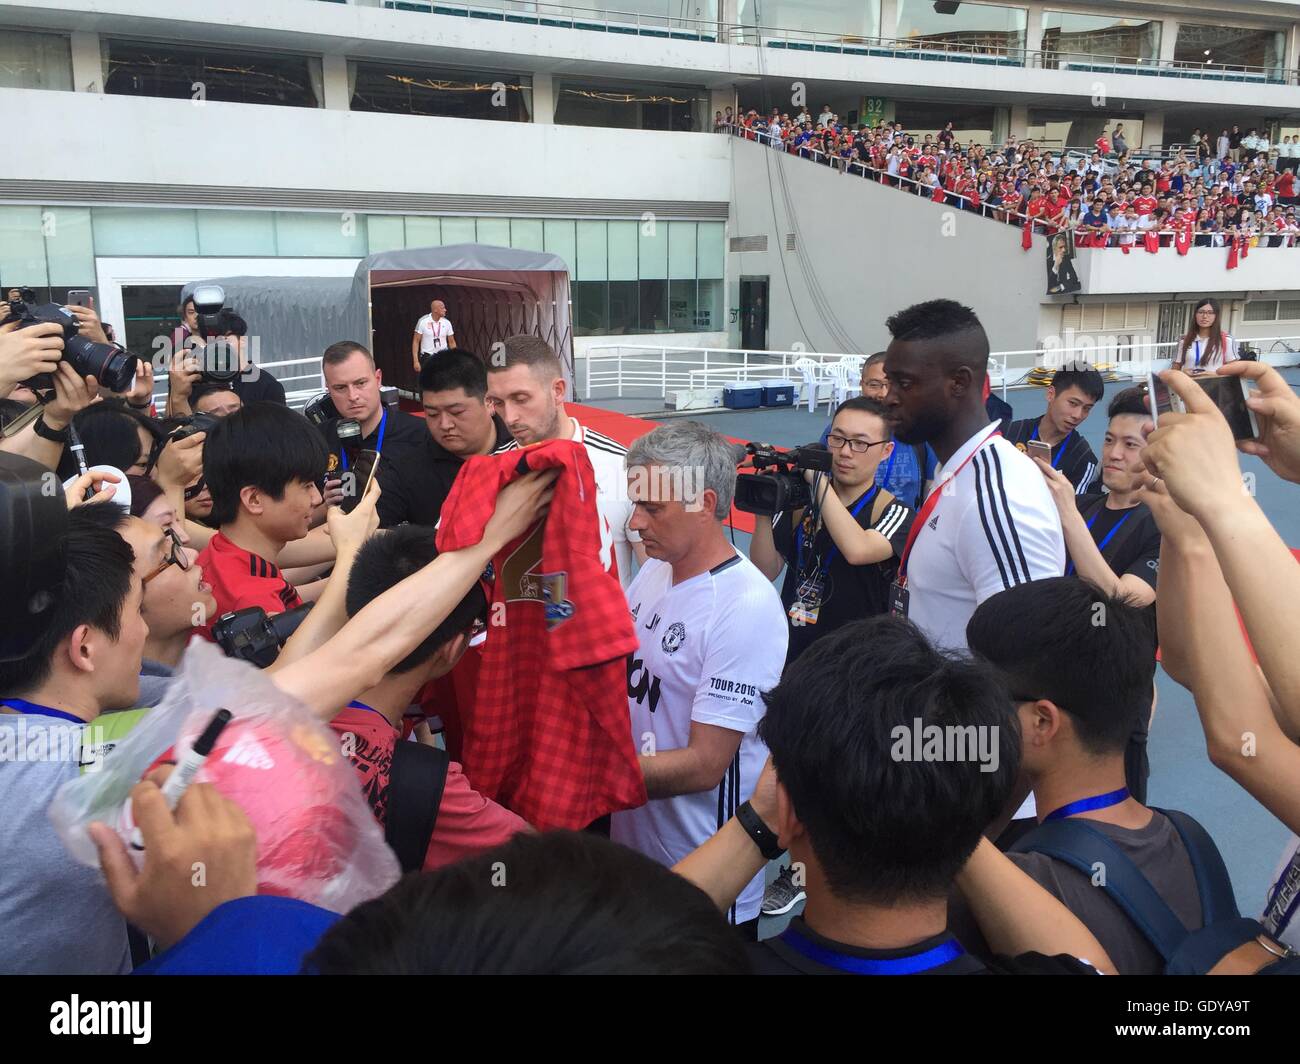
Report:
1095,129,1111,157
1174,298,1238,374
1229,125,1244,162
1112,124,1129,156
1217,128,1232,162
817,105,833,128
1280,168,1298,207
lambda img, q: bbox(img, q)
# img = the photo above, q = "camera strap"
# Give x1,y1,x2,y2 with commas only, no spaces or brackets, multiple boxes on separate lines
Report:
796,484,877,577
386,737,449,875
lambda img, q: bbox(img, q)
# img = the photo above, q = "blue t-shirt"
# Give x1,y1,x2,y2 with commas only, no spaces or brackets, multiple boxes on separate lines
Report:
819,423,927,510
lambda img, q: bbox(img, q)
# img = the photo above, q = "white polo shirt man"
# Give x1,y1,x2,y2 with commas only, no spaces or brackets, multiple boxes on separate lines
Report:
903,422,1064,654
414,307,455,358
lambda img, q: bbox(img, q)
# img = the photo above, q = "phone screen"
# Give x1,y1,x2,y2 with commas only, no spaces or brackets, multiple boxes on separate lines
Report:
1195,376,1258,441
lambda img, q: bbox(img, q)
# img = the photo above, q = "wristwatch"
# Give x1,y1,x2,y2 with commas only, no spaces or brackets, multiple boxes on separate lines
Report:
736,800,785,861
32,415,69,443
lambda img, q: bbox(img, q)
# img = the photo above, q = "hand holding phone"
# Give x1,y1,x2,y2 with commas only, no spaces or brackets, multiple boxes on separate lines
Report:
1026,439,1053,464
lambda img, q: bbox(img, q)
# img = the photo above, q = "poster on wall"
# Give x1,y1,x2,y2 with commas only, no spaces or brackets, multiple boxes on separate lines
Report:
1046,230,1083,295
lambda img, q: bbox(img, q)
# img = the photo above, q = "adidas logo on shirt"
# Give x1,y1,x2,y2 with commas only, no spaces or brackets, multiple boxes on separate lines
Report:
221,733,275,770
928,515,940,531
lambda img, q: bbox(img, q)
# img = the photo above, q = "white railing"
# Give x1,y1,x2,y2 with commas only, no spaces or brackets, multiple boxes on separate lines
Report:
150,355,325,412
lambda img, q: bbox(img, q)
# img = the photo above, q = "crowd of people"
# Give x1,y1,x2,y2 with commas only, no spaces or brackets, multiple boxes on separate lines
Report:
1,286,1299,977
718,107,1300,251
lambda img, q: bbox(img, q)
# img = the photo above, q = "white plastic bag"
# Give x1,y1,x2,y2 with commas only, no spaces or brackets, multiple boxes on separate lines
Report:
50,640,400,913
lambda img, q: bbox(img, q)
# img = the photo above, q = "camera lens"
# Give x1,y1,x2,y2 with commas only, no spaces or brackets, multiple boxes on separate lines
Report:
64,335,139,392
199,338,241,384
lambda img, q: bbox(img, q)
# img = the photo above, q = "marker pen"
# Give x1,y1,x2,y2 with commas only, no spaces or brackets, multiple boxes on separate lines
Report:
129,708,232,851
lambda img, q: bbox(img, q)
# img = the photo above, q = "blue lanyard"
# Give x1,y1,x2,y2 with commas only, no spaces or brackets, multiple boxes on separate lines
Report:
347,699,390,725
779,928,966,975
1045,786,1130,822
1029,422,1071,470
796,485,878,576
1066,506,1136,575
878,448,898,489
0,697,84,724
341,410,386,472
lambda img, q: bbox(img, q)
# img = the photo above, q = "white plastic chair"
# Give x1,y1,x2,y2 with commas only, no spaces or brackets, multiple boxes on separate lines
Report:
824,362,858,413
839,354,866,377
792,357,824,413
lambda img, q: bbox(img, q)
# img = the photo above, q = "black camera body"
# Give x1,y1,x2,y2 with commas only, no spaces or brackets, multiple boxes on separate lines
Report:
210,603,313,669
170,411,220,442
2,302,139,393
187,284,242,385
734,442,834,515
303,390,341,427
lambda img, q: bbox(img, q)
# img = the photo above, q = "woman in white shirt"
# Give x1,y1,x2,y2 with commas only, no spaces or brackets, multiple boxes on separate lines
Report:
1173,298,1239,373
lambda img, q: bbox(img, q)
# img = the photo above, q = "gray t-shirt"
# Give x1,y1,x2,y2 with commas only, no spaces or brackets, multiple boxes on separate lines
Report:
0,715,131,974
1011,812,1204,975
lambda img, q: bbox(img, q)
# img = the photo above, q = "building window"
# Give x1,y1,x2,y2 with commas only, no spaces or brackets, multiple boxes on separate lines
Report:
1027,108,1143,152
1173,25,1285,77
349,60,531,121
1244,300,1278,322
103,39,322,108
893,0,1027,57
894,101,997,144
1040,12,1159,68
554,77,707,132
735,0,880,41
0,29,72,90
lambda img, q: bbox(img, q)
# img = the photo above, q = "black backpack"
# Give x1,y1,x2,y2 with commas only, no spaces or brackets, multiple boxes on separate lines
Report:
1012,809,1299,974
385,739,450,874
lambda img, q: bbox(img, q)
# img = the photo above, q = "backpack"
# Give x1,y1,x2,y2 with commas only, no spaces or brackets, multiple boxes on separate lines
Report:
1012,808,1298,974
385,739,450,874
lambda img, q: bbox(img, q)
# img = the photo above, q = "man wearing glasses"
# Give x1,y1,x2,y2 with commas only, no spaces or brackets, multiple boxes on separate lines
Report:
750,397,914,670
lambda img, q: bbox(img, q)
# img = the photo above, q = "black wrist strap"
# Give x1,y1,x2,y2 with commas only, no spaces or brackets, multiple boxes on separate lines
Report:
33,414,69,443
737,800,785,861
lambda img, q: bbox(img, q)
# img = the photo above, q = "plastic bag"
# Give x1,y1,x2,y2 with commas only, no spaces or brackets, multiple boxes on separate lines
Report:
49,639,400,913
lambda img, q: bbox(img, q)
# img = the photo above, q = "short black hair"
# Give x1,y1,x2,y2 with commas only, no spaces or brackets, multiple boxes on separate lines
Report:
0,503,135,694
56,401,164,481
419,349,487,400
759,616,1019,905
209,309,247,338
344,526,486,673
966,577,1157,756
302,831,750,975
885,299,990,370
190,382,240,413
1108,386,1148,419
203,402,327,527
1049,364,1105,403
832,395,892,437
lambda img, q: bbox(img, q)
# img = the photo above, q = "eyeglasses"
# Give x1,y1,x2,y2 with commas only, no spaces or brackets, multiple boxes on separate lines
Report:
826,433,888,454
142,527,191,586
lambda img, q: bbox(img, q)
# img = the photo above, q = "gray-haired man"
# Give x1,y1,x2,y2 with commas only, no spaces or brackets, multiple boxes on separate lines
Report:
611,421,787,938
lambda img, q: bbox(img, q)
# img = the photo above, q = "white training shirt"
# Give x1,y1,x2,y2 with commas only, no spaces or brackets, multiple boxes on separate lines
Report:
494,416,638,587
611,553,788,925
1262,836,1300,952
905,423,1065,656
414,314,455,355
1178,333,1239,372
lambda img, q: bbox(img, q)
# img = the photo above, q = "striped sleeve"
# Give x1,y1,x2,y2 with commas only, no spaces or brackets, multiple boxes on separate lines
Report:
970,448,1033,591
872,501,913,557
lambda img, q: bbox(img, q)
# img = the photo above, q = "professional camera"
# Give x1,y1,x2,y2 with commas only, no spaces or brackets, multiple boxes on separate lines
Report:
0,452,70,662
211,603,314,669
1,302,140,393
188,284,242,385
303,390,341,427
4,286,36,305
733,441,834,515
168,411,220,442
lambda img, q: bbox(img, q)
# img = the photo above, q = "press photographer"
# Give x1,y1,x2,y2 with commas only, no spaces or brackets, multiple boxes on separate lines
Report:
748,397,914,670
167,285,285,416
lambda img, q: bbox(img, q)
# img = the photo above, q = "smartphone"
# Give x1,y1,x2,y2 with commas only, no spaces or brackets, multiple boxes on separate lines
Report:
341,449,380,513
1026,439,1053,464
1147,371,1259,440
66,290,92,308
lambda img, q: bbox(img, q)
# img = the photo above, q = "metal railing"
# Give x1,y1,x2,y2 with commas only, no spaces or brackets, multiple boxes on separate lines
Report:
149,354,326,412
370,0,720,39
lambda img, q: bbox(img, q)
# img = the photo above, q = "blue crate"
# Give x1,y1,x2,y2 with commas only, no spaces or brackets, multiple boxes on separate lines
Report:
760,379,795,407
722,382,763,410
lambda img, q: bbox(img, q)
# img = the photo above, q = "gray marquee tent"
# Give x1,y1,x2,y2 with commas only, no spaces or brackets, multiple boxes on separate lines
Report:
189,243,574,403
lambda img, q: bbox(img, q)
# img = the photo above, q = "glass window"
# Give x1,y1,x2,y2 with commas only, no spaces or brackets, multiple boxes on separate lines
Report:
608,281,639,334
348,60,531,121
639,222,668,280
543,220,576,273
0,30,72,90
697,279,725,332
510,219,545,252
273,212,367,257
668,222,697,280
669,279,697,332
93,207,199,256
576,221,608,282
1244,300,1278,322
0,206,49,288
1174,25,1285,77
122,284,185,370
572,280,608,337
475,218,511,247
1040,12,1159,67
555,77,706,132
43,207,95,286
405,217,442,247
367,215,406,253
608,222,639,280
197,210,278,256
103,38,322,108
735,1,880,41
440,218,476,245
894,0,1026,57
697,222,725,280
639,279,669,333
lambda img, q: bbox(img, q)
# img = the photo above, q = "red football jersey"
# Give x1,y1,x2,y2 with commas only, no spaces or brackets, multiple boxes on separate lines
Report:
196,531,302,632
435,439,645,829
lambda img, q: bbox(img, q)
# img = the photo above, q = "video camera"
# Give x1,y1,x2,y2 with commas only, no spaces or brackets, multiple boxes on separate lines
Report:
734,441,834,515
210,603,314,669
187,284,241,385
1,300,140,393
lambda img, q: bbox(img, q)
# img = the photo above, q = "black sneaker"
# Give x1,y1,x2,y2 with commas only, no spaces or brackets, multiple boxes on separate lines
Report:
761,864,806,916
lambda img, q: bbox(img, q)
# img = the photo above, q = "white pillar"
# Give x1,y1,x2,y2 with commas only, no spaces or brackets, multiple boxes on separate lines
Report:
1010,103,1029,141
878,0,897,40
321,54,350,111
1142,111,1165,151
70,31,101,93
1159,20,1179,63
533,73,555,124
1025,3,1043,63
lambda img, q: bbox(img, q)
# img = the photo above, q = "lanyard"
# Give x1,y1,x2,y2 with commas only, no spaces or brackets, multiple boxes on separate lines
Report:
898,426,1002,584
779,928,966,975
878,447,898,490
796,486,877,576
341,409,386,472
1044,786,1130,822
347,700,391,726
1029,423,1071,470
0,697,84,724
1065,506,1135,576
